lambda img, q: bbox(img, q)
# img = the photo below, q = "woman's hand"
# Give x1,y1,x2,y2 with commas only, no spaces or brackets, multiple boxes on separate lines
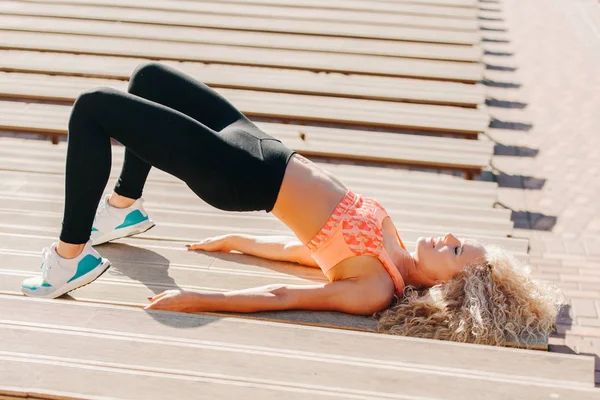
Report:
186,234,233,252
144,289,201,312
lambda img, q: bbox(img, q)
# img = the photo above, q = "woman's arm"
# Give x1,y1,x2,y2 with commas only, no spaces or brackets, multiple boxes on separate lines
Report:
187,234,319,267
145,278,394,316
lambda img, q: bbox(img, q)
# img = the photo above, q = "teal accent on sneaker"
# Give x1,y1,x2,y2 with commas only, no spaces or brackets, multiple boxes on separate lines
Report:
67,254,103,283
115,210,149,230
91,227,99,232
22,278,52,290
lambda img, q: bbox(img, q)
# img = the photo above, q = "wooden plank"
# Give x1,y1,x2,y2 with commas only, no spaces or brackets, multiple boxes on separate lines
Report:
0,1,481,45
0,156,502,211
153,0,481,19
0,137,498,191
0,31,483,83
0,119,491,178
0,142,498,207
0,76,489,135
0,163,500,205
0,190,513,235
0,296,591,384
393,0,478,8
12,0,480,31
0,50,487,108
0,14,483,63
0,169,505,218
0,297,595,396
0,211,528,254
0,171,512,228
0,174,507,221
0,191,514,237
0,135,498,191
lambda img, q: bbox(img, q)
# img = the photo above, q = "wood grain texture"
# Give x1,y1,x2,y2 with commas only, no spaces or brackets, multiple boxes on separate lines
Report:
0,137,496,189
0,30,483,83
6,0,480,31
0,296,594,389
150,0,480,19
0,51,486,107
0,1,481,45
0,74,489,135
0,50,486,107
0,14,483,63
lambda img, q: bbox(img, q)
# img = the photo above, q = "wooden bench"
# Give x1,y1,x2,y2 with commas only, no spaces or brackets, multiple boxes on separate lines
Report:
0,50,486,107
0,1,481,45
0,96,491,177
18,0,481,32
0,296,596,400
0,30,484,83
166,0,480,19
0,72,489,134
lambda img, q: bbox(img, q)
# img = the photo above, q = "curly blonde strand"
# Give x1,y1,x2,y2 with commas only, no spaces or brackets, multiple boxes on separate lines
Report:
376,246,562,347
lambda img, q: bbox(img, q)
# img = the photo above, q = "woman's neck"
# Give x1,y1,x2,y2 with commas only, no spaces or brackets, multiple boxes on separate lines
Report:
393,249,434,288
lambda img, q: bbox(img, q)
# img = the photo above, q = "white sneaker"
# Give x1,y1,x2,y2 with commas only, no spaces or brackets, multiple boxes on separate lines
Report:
91,194,155,246
21,241,111,299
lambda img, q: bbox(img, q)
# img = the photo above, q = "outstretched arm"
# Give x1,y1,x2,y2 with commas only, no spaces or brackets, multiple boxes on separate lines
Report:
145,278,394,316
187,234,319,268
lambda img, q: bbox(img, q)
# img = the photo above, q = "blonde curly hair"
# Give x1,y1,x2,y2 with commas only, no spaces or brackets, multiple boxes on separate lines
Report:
375,245,562,347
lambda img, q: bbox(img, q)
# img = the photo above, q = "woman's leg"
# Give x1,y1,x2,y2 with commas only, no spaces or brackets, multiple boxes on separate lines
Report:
112,63,249,203
60,85,291,248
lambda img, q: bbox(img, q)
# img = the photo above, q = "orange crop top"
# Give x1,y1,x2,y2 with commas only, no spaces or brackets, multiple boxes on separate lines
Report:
305,190,407,296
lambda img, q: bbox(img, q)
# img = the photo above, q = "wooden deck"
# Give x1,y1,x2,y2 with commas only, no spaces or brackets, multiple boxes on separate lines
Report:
0,0,598,398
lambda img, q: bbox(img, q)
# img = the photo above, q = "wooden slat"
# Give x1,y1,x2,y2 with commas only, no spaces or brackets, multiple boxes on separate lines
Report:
3,295,580,379
165,0,480,19
0,51,486,108
12,0,480,31
0,122,491,179
0,14,483,63
0,182,513,233
0,1,481,45
0,147,527,250
0,170,505,217
0,138,497,205
0,297,596,397
0,178,514,236
0,209,527,254
0,31,483,83
0,200,520,254
0,75,489,135
0,135,497,190
395,0,478,8
0,137,498,191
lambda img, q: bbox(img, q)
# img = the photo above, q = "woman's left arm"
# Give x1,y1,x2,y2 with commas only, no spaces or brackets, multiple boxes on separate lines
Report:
187,234,319,267
145,278,393,316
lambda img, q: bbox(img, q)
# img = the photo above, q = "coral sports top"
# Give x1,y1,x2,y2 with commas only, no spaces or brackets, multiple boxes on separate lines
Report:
306,190,407,296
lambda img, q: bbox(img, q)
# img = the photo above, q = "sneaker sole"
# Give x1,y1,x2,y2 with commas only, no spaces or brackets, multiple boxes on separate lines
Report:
92,220,156,246
21,258,111,299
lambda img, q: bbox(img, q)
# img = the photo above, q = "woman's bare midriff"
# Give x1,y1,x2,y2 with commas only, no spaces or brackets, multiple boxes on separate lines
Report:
271,154,402,285
271,154,347,243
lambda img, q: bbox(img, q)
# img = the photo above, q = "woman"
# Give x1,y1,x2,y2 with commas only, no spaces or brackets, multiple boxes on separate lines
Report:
22,63,559,345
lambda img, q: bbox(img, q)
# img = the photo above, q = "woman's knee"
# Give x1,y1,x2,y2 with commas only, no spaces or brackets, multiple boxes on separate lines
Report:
128,62,167,93
74,86,118,109
69,87,118,130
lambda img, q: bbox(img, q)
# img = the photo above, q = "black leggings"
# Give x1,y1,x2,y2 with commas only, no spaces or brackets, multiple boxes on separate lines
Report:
60,63,295,244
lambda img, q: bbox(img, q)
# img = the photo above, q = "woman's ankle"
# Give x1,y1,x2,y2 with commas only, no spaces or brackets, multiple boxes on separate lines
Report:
108,192,136,208
56,241,85,259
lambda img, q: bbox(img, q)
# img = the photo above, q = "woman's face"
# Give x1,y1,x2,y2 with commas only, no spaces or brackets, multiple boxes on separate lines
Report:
413,233,486,284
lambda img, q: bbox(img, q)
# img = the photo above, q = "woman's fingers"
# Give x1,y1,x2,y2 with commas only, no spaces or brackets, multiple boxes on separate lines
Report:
146,290,172,303
186,236,228,251
143,289,190,311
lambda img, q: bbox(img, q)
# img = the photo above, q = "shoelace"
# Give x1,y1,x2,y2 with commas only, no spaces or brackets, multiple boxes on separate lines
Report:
95,196,109,219
40,246,53,281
